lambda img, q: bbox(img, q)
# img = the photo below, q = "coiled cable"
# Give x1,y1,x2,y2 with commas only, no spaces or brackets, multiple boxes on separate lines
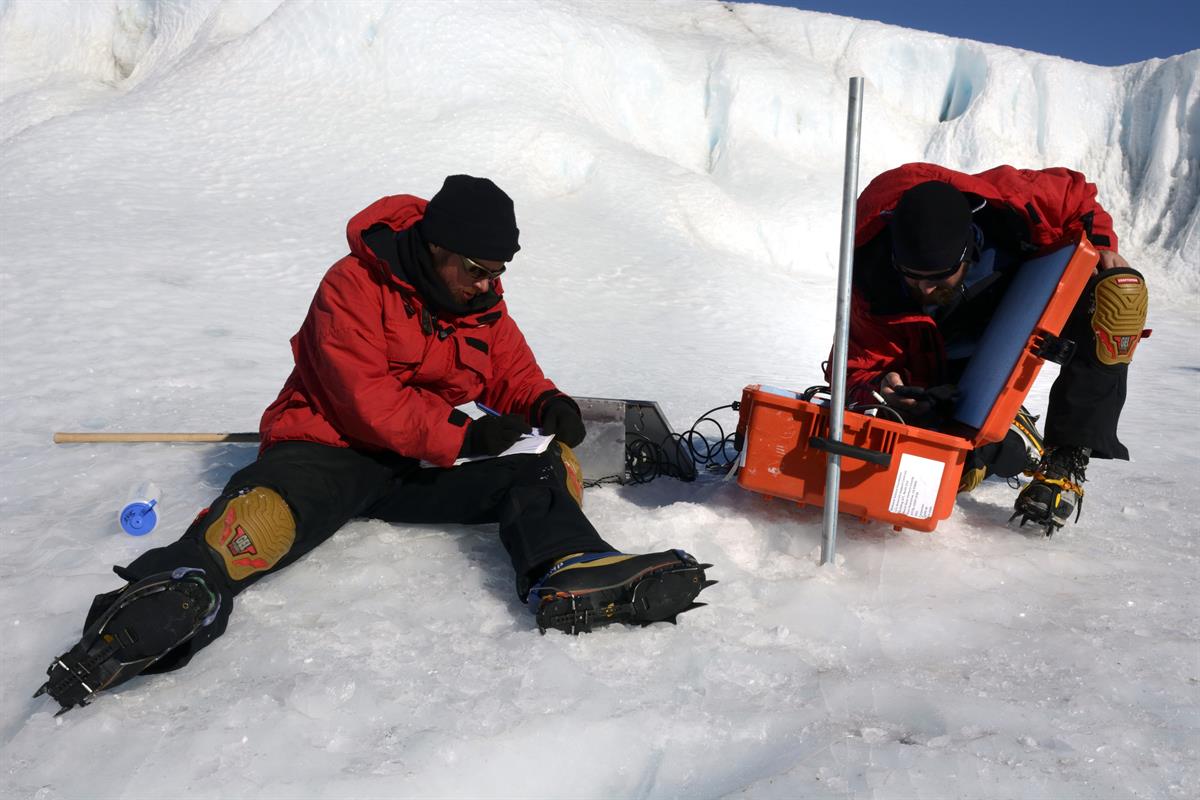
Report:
582,403,742,487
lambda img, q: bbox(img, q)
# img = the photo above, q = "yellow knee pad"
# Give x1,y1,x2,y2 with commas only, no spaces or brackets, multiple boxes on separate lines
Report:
1092,270,1148,365
557,442,585,507
203,487,296,582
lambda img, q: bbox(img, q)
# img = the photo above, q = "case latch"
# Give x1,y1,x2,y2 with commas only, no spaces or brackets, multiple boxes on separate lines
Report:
1031,332,1076,365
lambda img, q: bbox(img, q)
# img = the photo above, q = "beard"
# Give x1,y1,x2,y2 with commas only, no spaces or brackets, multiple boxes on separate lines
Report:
912,284,960,306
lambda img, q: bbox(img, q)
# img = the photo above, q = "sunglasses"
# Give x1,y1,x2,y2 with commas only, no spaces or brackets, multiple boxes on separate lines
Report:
892,242,970,282
460,254,506,282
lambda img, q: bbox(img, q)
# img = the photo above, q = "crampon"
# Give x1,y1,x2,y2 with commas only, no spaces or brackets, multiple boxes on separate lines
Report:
1011,446,1090,537
529,550,715,635
33,568,219,715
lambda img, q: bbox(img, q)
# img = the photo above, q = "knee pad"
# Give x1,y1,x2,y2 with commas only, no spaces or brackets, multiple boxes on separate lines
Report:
202,486,296,582
557,442,585,507
1091,268,1148,365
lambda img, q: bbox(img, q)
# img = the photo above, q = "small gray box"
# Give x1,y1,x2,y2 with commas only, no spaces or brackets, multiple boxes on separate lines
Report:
572,396,691,484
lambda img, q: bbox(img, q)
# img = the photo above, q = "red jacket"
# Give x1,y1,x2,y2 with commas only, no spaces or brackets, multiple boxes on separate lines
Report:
259,195,558,467
829,163,1119,403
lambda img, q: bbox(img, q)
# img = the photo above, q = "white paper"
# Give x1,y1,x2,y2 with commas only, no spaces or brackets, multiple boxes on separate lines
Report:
444,431,554,466
887,453,946,519
420,403,554,468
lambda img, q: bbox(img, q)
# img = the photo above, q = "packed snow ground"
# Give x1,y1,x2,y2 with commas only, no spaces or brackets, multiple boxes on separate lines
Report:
1,1,1197,798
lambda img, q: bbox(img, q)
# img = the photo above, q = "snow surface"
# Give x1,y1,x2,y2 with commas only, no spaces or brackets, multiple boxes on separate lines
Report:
1,1,1197,797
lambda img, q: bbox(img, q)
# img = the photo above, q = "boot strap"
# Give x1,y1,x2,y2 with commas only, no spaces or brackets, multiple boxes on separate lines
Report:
1030,472,1085,497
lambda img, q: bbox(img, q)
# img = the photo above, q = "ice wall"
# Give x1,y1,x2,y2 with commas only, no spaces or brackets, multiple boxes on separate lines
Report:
0,0,1195,293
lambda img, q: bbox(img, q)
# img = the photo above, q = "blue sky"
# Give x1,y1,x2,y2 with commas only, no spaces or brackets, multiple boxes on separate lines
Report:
741,0,1198,66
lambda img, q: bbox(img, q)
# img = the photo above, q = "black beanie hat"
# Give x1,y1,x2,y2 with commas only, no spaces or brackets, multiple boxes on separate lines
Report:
889,180,972,271
419,175,520,262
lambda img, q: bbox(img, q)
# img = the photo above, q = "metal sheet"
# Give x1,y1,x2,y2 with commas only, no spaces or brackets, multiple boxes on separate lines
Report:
571,396,690,483
574,397,627,482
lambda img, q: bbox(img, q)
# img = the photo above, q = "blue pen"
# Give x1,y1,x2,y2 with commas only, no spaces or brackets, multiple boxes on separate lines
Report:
475,401,502,417
475,401,537,439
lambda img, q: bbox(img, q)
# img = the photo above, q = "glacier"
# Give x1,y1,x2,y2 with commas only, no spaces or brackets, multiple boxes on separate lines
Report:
0,1,1196,798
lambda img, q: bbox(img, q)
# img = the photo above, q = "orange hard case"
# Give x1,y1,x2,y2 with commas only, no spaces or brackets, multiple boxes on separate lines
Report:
735,236,1099,532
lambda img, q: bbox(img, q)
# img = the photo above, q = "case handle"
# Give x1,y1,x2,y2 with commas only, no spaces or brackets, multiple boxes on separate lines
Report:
809,436,892,468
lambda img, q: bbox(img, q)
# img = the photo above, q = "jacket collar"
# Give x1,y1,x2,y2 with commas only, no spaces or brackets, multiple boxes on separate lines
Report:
349,196,506,327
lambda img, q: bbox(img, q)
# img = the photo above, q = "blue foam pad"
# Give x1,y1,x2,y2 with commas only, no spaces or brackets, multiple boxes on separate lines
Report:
952,243,1077,430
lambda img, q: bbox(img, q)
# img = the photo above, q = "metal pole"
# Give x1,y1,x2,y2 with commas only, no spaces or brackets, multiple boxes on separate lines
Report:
820,77,864,566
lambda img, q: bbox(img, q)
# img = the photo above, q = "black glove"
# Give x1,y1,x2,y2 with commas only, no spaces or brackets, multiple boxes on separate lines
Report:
459,414,532,457
885,383,960,424
539,396,586,447
923,384,961,414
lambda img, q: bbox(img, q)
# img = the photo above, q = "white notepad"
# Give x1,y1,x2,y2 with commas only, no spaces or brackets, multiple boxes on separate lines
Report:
420,403,554,468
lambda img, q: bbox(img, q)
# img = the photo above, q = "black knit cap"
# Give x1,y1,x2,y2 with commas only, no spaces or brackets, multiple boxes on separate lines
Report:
889,180,972,272
419,175,520,262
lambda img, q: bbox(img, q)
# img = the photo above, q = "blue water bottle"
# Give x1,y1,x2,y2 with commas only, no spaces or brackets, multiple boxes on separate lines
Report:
119,482,161,536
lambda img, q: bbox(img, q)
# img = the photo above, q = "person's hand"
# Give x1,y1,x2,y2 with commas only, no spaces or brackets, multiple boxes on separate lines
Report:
539,397,586,447
879,374,960,421
1096,249,1130,273
459,414,532,457
879,372,927,412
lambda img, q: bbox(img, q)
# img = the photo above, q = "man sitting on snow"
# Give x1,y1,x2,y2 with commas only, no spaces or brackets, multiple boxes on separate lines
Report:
36,175,714,714
828,163,1147,534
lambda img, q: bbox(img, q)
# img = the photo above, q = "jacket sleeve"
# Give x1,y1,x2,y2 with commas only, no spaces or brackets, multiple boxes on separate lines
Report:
825,298,944,406
292,264,467,466
480,313,558,420
843,333,892,407
826,300,904,406
979,165,1119,252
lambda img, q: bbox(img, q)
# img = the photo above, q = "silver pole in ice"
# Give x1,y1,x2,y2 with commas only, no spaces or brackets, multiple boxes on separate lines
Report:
820,77,864,567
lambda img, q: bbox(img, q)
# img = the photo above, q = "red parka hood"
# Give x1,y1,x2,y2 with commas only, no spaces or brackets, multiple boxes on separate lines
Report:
344,194,507,311
346,194,428,264
854,163,1118,253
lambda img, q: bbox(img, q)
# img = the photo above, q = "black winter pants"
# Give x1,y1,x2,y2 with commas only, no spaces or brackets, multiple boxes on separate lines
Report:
102,441,612,671
1042,267,1141,460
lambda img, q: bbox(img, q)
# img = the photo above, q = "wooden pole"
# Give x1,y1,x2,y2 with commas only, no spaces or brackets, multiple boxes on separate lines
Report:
53,432,260,444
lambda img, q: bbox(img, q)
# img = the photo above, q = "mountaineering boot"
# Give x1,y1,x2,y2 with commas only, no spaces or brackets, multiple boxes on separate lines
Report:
528,550,715,635
958,406,1045,493
34,568,220,715
1011,446,1090,536
1011,406,1046,475
957,462,987,494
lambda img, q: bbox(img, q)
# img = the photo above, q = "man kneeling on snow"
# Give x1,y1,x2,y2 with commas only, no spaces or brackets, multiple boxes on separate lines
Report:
829,163,1148,535
36,175,713,714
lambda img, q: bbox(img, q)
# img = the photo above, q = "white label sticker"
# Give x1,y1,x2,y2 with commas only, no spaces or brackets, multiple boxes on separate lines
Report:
888,453,946,519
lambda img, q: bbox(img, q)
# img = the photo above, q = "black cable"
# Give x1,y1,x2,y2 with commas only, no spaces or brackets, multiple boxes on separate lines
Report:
679,403,741,471
609,403,740,485
624,433,692,484
801,385,831,402
802,384,908,424
850,403,907,424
